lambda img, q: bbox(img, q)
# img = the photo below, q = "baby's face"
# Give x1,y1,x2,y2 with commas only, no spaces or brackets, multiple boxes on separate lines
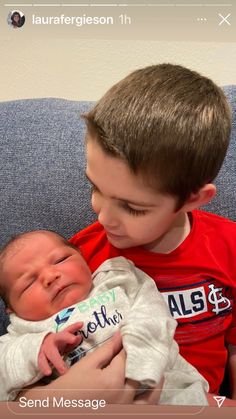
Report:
2,232,92,320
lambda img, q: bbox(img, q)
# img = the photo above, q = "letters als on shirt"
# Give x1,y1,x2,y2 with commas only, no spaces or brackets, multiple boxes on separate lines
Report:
162,287,207,319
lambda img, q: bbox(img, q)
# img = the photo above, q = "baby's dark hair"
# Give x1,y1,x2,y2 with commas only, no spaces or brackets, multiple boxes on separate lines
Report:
0,230,80,306
84,63,232,210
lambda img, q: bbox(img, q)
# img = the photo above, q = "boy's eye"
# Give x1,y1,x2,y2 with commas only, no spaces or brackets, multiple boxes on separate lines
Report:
124,205,147,216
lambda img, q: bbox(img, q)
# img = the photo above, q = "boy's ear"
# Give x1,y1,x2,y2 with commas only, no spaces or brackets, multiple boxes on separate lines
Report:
181,183,216,212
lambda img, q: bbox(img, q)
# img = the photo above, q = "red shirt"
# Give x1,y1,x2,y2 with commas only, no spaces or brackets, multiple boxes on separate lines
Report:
70,210,236,394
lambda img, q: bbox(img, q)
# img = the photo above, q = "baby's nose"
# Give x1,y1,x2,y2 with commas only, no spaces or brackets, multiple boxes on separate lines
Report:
40,269,61,288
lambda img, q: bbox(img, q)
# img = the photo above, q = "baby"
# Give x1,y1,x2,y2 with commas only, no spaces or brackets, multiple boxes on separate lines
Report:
0,230,208,404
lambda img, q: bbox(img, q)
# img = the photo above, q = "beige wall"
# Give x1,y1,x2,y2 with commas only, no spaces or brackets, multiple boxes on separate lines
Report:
1,38,236,102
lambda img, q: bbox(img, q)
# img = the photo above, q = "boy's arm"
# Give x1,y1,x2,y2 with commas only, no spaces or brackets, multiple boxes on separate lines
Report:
17,332,137,404
18,331,161,405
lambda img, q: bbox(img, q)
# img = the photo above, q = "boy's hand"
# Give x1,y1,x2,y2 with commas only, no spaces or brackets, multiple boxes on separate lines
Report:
19,332,131,404
38,322,83,376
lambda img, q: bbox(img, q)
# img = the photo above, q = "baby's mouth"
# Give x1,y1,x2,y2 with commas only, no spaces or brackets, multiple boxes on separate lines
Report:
52,283,72,301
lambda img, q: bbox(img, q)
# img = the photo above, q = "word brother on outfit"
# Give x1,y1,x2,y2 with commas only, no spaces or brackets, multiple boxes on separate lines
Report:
80,305,123,339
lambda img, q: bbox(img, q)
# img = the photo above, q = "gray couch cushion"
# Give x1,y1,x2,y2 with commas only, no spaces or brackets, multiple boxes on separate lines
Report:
203,86,236,218
0,87,236,335
0,98,96,246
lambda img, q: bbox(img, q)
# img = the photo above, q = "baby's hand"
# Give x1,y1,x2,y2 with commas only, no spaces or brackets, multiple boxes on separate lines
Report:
38,322,83,376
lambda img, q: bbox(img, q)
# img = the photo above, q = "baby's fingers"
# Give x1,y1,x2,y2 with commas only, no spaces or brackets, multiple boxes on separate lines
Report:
38,351,52,376
63,335,83,355
46,346,69,375
57,327,83,350
62,322,83,335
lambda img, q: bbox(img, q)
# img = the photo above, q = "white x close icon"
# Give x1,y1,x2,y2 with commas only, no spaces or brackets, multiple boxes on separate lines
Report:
218,13,231,26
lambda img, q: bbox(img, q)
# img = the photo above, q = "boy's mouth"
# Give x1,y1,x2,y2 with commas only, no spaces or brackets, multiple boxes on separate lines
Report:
106,231,124,239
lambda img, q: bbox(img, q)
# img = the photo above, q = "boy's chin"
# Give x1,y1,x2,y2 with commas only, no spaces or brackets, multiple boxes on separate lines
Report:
106,234,138,249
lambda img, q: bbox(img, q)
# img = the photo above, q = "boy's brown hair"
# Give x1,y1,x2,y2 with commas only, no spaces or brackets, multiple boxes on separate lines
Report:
84,64,232,209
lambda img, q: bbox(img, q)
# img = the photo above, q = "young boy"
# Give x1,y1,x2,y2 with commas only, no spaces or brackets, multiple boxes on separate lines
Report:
69,63,236,398
0,230,208,404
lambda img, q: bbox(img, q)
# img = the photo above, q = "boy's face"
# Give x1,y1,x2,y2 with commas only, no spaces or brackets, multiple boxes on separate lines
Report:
86,138,185,252
3,232,92,321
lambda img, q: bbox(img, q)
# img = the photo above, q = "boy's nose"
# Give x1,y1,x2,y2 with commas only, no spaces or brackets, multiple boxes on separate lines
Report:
98,211,119,230
40,269,61,288
97,203,119,230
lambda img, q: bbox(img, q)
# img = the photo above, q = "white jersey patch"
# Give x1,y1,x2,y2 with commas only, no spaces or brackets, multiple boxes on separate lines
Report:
162,286,207,319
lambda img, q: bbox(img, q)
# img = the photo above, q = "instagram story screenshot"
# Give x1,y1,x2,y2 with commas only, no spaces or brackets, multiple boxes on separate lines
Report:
0,1,236,418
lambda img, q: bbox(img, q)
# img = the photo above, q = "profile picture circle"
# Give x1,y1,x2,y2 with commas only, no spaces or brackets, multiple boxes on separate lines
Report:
8,10,25,28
